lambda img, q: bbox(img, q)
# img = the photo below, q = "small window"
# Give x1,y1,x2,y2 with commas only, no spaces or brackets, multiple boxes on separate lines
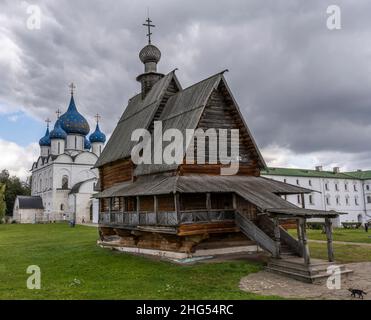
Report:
354,184,358,192
297,195,301,204
344,183,348,191
60,204,64,211
345,197,349,205
355,197,359,206
296,179,300,185
336,196,340,205
335,183,339,191
308,180,312,186
325,183,329,191
309,194,314,205
367,196,371,204
326,196,330,205
367,185,370,191
283,178,287,183
62,176,69,189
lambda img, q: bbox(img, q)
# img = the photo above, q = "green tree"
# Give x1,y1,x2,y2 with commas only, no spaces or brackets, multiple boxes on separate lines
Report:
0,169,31,215
0,184,6,222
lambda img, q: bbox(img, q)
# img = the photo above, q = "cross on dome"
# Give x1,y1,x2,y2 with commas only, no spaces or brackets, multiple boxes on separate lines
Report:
94,113,101,124
143,17,155,44
45,118,51,128
69,82,76,95
56,109,61,119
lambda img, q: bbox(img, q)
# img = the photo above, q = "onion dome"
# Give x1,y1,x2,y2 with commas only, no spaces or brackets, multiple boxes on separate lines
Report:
139,44,161,64
89,123,106,143
39,127,51,146
59,95,90,135
84,137,91,150
50,119,67,140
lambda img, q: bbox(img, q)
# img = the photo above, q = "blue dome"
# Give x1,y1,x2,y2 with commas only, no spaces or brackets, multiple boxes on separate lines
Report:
59,95,90,135
39,127,51,146
50,119,67,139
89,123,106,143
84,137,91,150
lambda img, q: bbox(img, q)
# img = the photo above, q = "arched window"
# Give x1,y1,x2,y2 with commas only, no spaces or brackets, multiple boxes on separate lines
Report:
58,142,60,154
62,175,69,189
60,204,64,211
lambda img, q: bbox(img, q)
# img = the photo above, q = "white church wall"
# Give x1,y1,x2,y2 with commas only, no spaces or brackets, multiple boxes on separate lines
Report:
74,152,98,165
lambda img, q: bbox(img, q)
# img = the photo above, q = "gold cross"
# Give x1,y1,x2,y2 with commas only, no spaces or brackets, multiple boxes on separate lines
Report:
69,82,76,95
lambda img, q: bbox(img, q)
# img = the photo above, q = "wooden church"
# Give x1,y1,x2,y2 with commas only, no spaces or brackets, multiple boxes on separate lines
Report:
95,19,350,282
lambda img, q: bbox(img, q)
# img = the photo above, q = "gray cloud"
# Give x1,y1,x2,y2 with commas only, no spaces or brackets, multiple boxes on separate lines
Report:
1,0,371,170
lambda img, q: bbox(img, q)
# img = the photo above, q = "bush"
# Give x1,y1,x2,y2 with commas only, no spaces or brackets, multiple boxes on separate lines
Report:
307,222,325,230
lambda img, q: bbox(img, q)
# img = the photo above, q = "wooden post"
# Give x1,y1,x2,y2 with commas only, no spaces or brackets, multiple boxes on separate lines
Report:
136,196,140,225
300,218,310,265
154,195,158,225
296,218,303,257
232,193,237,210
108,198,112,223
206,192,211,221
174,193,180,224
273,217,281,258
325,217,334,262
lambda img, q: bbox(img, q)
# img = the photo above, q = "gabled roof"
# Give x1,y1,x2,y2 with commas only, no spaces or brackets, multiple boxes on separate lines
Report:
95,70,180,167
16,196,44,209
134,72,266,176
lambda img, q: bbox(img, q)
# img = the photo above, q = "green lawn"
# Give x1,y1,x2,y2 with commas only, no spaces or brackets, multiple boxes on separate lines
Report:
0,223,275,300
309,243,371,263
288,228,371,244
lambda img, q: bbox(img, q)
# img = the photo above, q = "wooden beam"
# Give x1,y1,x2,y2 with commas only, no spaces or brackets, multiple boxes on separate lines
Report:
174,193,180,224
154,195,158,225
296,218,303,257
206,192,211,221
232,193,237,210
325,217,334,262
273,217,281,258
300,218,310,265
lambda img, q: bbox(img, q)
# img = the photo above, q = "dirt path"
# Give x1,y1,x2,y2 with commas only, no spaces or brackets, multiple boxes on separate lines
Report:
240,262,371,300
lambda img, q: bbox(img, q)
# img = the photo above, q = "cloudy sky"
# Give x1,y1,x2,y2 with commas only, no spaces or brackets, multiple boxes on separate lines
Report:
1,0,371,179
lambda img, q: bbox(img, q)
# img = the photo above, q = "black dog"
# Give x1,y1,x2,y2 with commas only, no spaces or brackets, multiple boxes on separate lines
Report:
348,288,367,299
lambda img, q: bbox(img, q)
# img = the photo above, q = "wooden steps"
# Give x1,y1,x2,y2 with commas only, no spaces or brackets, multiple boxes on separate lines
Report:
266,257,353,283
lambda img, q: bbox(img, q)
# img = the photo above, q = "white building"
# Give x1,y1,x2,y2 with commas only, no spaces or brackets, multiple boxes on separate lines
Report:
262,166,371,227
14,87,106,224
12,196,44,223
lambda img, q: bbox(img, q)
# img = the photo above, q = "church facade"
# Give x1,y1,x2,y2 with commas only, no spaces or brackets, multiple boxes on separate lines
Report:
14,87,106,224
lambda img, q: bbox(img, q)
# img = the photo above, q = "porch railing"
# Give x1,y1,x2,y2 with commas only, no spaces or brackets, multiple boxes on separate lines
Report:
99,209,235,227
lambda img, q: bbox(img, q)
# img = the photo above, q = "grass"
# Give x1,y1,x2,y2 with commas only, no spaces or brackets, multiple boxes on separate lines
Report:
0,223,276,300
309,243,371,263
288,228,371,244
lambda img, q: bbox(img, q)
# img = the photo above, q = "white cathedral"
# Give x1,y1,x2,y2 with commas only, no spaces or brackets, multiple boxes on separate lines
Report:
13,85,106,224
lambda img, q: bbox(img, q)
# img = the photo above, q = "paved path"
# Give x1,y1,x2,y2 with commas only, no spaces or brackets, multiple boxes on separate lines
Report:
309,239,371,247
240,262,371,300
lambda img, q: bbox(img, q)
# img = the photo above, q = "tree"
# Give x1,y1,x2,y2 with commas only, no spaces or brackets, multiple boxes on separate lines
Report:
0,169,31,216
0,184,6,222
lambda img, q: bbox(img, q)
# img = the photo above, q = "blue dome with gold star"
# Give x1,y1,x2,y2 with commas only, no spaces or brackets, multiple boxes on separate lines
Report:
84,137,91,150
59,95,90,135
50,119,67,140
39,127,51,146
89,123,106,143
